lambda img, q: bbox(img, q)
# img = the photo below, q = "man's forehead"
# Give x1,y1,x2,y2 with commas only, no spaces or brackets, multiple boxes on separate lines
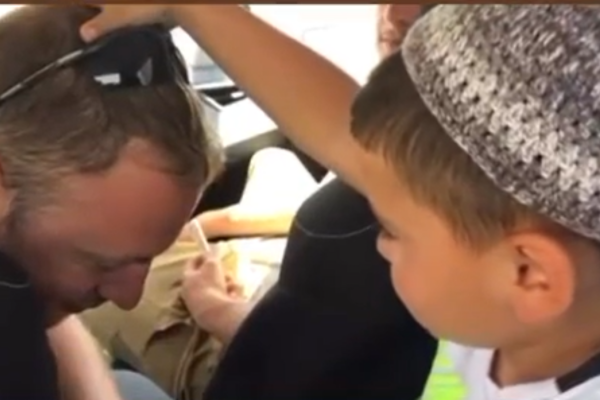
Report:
40,160,198,259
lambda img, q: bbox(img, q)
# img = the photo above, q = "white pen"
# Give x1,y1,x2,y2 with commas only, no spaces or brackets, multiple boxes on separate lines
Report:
189,219,210,253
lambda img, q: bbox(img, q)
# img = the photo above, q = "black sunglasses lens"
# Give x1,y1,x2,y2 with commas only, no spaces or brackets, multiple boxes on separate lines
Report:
0,26,189,106
80,27,187,87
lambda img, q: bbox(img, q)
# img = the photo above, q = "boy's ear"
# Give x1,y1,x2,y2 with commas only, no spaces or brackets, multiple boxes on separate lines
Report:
505,231,575,324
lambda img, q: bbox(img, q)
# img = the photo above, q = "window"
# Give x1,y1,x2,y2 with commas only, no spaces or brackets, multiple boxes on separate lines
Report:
0,5,19,16
252,5,378,83
177,5,379,86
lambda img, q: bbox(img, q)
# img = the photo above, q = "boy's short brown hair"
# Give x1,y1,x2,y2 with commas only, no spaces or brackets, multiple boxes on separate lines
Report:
352,5,600,251
0,5,222,206
351,51,551,247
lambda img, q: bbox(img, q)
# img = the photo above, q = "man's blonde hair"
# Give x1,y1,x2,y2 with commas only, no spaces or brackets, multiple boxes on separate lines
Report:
0,5,222,208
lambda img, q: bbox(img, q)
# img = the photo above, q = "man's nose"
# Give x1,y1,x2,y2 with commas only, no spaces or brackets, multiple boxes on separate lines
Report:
99,263,150,310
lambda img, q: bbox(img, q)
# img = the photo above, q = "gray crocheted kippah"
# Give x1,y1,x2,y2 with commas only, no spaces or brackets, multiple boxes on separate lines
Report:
402,5,600,241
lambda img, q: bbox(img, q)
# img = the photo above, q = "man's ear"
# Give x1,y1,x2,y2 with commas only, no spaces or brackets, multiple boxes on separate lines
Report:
505,231,575,325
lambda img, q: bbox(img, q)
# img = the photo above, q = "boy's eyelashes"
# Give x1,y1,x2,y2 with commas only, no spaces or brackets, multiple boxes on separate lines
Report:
376,221,396,239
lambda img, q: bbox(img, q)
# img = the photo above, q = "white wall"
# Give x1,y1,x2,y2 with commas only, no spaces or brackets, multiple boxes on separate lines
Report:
0,5,20,16
0,5,380,83
177,5,379,83
253,5,378,83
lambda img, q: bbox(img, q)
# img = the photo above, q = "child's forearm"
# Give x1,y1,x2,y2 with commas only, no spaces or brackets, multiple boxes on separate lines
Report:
172,5,368,189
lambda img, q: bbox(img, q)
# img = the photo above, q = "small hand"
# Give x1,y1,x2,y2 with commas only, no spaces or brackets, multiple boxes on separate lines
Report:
181,252,245,331
80,5,176,42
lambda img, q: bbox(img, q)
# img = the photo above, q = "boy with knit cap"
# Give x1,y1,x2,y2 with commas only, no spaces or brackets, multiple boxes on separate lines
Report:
81,4,600,399
351,4,600,399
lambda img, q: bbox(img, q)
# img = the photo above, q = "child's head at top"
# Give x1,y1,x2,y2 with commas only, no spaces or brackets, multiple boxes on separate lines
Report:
351,5,600,353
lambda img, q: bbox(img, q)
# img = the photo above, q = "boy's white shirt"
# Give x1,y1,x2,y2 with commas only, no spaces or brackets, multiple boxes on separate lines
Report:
448,342,600,400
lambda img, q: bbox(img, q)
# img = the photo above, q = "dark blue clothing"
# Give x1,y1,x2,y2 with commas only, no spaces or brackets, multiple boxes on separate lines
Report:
206,179,437,400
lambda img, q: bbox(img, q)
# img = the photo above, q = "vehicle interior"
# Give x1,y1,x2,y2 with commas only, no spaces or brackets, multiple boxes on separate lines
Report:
0,4,451,399
0,3,376,217
181,9,441,400
186,4,375,213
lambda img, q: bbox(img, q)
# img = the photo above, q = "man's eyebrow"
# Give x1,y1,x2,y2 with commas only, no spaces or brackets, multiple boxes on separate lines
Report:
78,249,152,266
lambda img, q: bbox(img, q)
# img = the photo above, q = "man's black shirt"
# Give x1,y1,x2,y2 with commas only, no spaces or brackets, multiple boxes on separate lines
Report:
205,179,436,400
0,252,60,399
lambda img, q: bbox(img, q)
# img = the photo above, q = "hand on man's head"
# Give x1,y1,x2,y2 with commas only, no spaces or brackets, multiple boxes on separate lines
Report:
80,5,175,42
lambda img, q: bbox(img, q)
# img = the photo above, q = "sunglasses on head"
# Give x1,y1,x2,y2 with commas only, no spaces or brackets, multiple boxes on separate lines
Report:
0,24,189,105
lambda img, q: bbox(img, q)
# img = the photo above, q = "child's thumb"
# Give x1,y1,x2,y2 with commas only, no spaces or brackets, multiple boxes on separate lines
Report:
80,9,123,42
202,257,222,275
